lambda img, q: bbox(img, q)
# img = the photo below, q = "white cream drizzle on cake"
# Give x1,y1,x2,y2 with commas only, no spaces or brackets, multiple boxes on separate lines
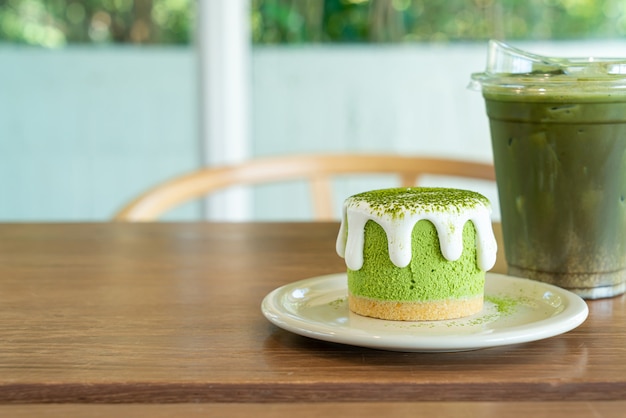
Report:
336,187,497,272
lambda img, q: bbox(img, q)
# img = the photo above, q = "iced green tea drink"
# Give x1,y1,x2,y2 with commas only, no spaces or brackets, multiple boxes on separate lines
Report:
471,41,626,299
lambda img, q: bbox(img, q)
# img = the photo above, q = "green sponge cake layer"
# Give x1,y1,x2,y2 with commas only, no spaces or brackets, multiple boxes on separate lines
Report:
348,219,483,302
336,187,497,321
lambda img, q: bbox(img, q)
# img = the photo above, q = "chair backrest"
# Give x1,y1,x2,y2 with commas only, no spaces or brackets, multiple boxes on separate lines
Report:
113,153,496,221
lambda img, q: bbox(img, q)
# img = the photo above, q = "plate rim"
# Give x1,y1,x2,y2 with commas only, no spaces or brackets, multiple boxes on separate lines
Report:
261,272,589,352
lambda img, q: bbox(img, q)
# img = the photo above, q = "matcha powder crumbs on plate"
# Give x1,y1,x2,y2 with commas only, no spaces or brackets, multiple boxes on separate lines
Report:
485,295,519,316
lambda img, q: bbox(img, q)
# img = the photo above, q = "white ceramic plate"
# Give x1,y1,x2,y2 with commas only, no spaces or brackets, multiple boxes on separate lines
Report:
261,272,589,352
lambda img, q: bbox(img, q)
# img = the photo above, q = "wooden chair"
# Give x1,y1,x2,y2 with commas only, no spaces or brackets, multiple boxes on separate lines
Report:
113,153,496,221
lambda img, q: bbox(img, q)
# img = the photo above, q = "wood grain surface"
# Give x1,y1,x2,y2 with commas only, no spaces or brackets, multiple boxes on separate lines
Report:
0,223,624,404
2,402,626,418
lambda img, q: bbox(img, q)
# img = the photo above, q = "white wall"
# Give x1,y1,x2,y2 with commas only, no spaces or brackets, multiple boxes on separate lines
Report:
253,44,491,159
0,46,200,221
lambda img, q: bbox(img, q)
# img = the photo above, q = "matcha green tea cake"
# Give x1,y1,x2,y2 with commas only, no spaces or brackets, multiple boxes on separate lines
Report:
336,187,497,321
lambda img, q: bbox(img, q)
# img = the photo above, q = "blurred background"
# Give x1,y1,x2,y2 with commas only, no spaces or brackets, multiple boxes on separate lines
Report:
2,0,625,221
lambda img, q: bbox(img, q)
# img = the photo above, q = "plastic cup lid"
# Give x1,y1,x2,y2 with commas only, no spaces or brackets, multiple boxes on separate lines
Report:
469,40,626,96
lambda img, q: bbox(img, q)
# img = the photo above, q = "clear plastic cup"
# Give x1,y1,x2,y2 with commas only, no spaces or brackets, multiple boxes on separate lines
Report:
470,40,626,299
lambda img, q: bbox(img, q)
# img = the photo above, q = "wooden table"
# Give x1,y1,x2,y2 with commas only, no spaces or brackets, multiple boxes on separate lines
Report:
0,223,625,416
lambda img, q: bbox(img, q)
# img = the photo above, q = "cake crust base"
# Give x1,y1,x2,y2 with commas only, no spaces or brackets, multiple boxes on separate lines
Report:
348,293,483,321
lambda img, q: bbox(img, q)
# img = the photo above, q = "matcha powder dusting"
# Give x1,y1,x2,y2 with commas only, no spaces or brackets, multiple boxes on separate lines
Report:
349,187,490,219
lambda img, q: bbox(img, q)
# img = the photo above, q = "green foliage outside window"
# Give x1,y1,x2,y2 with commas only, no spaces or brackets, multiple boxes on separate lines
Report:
0,0,624,47
252,0,626,43
0,0,194,46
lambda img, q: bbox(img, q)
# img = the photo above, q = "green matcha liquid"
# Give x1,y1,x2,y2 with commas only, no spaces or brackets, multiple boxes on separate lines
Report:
485,95,626,297
472,40,626,298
